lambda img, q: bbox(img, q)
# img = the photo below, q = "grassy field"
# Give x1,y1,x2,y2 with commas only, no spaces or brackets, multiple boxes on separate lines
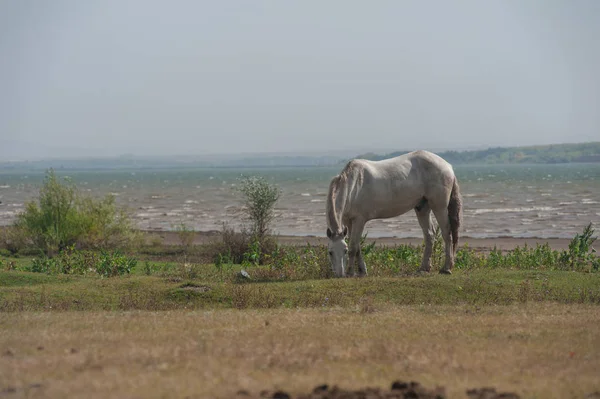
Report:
2,256,600,398
1,264,600,312
1,233,600,398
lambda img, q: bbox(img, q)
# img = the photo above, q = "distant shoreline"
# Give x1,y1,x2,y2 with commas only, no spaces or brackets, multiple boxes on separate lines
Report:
1,141,599,168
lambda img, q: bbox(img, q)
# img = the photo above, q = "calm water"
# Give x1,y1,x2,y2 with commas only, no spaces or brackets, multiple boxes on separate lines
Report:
1,163,599,239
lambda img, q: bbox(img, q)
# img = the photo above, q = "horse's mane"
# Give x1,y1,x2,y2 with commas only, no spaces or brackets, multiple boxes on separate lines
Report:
326,160,363,235
326,175,344,234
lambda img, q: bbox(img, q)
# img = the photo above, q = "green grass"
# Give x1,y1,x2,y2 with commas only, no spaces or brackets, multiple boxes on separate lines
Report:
1,266,599,312
2,224,599,312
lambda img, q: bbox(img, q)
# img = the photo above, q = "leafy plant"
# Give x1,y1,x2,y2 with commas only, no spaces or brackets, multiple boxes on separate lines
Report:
243,239,261,266
96,250,137,277
235,175,281,241
360,233,376,257
27,247,135,277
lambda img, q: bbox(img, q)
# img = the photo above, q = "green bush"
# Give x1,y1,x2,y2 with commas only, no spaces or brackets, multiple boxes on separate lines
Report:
236,175,281,241
15,169,139,255
96,250,137,277
16,170,81,255
77,194,140,250
559,223,598,271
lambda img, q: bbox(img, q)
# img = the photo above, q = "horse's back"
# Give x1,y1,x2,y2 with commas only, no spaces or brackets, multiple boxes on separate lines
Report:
361,150,454,182
344,151,456,219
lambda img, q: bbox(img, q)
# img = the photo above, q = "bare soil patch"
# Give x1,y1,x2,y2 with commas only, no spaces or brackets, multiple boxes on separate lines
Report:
244,381,520,398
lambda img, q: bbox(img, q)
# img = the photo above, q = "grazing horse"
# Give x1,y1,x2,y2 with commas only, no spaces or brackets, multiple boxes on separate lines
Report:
326,150,462,277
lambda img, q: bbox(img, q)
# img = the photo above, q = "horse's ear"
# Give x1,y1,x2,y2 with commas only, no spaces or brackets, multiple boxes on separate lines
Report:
327,228,333,238
343,226,348,237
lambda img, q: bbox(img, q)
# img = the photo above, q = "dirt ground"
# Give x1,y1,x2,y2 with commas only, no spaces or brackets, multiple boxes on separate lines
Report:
2,304,599,399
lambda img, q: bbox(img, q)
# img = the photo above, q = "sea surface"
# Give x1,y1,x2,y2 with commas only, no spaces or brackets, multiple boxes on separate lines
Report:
1,163,599,239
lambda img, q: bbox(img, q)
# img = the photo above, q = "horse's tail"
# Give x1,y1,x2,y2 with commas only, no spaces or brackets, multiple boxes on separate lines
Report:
448,178,463,254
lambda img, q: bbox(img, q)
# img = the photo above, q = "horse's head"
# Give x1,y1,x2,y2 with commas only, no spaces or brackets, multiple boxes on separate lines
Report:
326,226,348,277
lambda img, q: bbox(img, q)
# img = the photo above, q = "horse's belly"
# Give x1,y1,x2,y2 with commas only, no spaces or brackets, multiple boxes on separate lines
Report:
372,203,415,219
352,179,423,220
361,194,419,220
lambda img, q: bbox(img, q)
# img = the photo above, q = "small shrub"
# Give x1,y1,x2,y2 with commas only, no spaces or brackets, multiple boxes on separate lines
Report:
15,169,138,255
0,226,29,254
559,223,598,271
96,250,137,277
174,222,195,250
214,222,252,264
16,170,81,255
228,175,281,264
236,175,281,240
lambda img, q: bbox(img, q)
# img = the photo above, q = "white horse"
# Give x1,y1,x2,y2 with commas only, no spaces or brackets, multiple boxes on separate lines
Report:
326,150,463,277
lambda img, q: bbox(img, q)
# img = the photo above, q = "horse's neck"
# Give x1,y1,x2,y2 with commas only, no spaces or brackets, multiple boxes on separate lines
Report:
327,175,350,233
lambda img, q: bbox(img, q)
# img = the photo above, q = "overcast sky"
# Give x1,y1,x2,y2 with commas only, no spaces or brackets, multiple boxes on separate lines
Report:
1,0,599,159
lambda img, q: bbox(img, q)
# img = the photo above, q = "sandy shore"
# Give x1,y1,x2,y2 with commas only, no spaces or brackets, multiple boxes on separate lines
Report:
147,230,573,252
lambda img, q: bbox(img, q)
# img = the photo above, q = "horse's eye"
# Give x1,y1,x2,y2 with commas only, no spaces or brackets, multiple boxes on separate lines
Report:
328,251,333,256
344,249,348,254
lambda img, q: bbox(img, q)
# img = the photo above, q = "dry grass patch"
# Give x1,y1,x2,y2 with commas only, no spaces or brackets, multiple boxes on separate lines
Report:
1,303,599,398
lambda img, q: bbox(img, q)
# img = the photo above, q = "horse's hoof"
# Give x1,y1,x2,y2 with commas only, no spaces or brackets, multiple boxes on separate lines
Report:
417,269,431,274
439,269,452,275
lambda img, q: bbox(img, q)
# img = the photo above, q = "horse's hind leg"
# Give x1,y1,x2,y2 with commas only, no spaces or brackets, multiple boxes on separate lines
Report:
432,206,454,274
415,201,434,272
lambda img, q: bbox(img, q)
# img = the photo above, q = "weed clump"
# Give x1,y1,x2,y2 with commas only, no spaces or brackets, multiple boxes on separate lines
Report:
26,246,136,277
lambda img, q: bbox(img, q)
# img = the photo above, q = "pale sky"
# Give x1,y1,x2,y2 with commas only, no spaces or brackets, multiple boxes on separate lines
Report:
1,0,599,159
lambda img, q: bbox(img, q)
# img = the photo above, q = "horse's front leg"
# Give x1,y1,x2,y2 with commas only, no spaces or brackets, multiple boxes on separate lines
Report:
348,219,367,277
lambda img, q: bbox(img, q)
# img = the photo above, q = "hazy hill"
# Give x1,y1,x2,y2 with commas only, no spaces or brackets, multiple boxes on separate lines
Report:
353,142,600,165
